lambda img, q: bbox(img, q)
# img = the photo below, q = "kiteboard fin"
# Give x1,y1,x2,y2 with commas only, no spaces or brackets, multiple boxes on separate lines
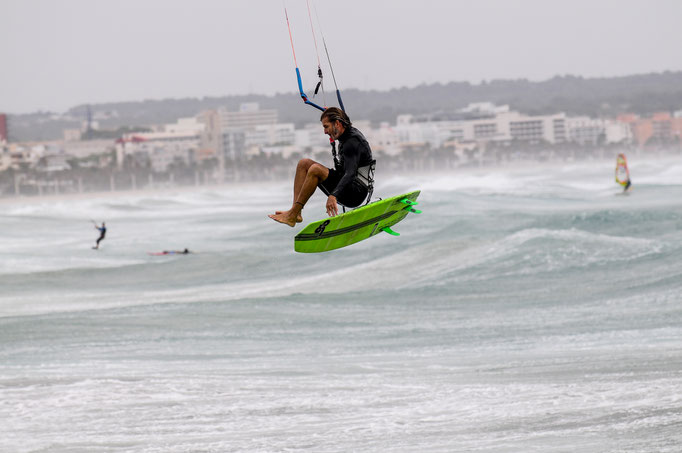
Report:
381,227,400,236
399,198,418,206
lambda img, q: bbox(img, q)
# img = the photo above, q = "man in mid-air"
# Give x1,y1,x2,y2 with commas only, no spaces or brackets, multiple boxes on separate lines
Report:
269,107,374,227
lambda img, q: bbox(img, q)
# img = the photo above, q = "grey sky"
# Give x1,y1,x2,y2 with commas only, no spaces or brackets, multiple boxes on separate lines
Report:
2,0,681,114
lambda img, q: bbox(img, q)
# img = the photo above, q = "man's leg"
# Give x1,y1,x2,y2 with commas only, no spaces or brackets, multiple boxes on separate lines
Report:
292,159,314,205
276,158,315,222
270,159,329,227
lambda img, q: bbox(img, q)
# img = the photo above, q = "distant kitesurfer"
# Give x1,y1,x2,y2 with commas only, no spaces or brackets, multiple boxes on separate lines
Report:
269,107,375,227
93,221,106,249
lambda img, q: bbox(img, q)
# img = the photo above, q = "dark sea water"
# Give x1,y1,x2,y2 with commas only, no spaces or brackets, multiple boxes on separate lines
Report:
1,157,681,452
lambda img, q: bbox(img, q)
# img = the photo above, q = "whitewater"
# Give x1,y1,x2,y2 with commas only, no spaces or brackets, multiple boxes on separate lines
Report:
1,156,681,452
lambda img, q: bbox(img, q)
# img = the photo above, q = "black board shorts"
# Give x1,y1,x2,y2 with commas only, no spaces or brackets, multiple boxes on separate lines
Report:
319,168,368,208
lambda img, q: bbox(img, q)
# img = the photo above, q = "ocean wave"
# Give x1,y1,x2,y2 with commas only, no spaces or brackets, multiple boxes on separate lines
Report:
380,227,667,289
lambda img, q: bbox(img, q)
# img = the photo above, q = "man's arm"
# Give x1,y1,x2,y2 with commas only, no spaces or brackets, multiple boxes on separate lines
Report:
326,194,339,217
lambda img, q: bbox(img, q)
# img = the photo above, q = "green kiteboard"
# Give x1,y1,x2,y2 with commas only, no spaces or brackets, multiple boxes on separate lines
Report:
294,190,421,253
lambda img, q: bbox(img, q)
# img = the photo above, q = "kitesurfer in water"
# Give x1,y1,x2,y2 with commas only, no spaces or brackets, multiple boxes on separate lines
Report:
269,107,374,227
93,221,106,249
163,249,190,255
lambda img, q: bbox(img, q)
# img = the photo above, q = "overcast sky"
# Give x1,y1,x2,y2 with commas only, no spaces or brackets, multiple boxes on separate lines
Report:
2,0,682,114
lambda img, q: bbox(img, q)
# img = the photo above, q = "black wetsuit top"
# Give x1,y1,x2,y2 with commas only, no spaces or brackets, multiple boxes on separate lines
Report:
332,126,374,198
98,226,106,239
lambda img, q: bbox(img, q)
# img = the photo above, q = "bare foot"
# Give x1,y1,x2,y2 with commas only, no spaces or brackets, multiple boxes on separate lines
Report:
275,211,302,223
268,211,298,227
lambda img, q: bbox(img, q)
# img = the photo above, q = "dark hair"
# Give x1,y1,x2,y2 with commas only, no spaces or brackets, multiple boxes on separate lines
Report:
320,107,352,128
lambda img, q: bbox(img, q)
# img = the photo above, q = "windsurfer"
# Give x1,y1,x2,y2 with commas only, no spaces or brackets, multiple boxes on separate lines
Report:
624,179,632,192
616,153,632,192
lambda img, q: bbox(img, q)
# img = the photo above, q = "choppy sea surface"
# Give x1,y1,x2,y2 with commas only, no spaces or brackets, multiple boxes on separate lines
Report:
1,156,681,452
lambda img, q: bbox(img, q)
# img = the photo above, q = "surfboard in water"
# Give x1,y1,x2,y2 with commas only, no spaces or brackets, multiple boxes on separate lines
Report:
294,190,421,253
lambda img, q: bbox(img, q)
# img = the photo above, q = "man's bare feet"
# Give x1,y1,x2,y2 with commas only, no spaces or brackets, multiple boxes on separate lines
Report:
275,211,303,223
268,211,298,227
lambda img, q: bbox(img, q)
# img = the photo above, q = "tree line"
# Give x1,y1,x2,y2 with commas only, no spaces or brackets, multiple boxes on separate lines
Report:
6,71,682,142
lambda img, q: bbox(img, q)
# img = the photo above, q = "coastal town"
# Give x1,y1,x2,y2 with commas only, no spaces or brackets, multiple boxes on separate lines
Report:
1,100,681,197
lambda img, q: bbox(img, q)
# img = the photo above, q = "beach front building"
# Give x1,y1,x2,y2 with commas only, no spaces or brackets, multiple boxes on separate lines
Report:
4,143,49,170
245,123,296,150
618,112,682,147
113,116,205,172
389,104,644,159
116,132,200,173
393,106,568,149
200,103,280,164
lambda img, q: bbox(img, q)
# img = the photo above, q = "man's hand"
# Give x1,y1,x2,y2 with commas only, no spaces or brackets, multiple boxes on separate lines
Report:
326,195,338,217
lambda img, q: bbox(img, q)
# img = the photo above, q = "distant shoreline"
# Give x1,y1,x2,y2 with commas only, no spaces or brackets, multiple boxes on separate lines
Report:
0,179,283,206
2,151,680,206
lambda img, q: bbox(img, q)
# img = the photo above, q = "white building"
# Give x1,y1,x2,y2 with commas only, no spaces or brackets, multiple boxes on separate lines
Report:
245,123,296,148
294,123,331,154
565,116,605,145
199,104,280,162
148,142,195,172
62,139,114,158
218,103,278,130
603,120,634,144
393,107,568,149
8,144,47,168
505,111,567,144
220,130,246,161
394,115,442,147
366,122,400,155
117,130,199,172
114,116,204,171
164,117,205,134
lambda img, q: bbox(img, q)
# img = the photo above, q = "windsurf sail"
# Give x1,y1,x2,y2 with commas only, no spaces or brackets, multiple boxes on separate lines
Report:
615,153,631,188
